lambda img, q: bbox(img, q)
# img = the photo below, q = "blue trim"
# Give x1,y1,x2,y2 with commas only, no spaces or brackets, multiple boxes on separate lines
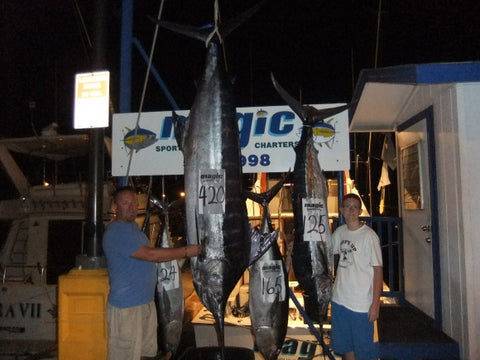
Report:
118,0,133,186
119,1,179,112
378,343,459,360
132,38,180,111
120,0,133,113
415,63,480,83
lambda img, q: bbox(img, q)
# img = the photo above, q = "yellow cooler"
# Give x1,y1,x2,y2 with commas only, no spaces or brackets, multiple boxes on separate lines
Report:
58,268,109,360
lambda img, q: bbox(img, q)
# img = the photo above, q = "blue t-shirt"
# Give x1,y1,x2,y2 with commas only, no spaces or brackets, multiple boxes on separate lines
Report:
103,221,156,308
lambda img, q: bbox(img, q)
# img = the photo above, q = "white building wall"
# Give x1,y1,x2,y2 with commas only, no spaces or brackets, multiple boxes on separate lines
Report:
454,83,480,359
433,85,467,358
397,83,480,359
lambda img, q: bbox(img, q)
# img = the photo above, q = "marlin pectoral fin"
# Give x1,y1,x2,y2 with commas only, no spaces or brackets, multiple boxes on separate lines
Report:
248,227,279,266
310,104,350,125
245,173,289,206
272,72,350,126
153,0,266,46
220,0,267,39
152,19,211,42
167,198,185,213
149,195,165,211
172,111,186,152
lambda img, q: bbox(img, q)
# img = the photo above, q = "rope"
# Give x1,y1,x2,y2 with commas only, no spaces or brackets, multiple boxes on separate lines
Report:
125,0,166,178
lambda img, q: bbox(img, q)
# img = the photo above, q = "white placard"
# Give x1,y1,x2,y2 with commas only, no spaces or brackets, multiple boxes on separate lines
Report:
74,71,109,129
302,198,330,242
259,259,286,303
198,169,226,215
157,260,180,291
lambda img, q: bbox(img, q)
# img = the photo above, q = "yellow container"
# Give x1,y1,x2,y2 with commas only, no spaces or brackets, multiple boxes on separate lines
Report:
58,268,109,360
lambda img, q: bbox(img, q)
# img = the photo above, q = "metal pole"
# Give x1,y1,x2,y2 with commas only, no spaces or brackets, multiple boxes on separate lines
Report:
337,170,344,224
117,0,133,187
368,132,373,215
76,0,106,269
120,0,133,114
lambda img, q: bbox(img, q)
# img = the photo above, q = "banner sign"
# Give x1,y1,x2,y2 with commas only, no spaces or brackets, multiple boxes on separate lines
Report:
112,105,349,176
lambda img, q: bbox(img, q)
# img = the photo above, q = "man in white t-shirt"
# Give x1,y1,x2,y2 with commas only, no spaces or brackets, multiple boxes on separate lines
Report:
331,193,383,360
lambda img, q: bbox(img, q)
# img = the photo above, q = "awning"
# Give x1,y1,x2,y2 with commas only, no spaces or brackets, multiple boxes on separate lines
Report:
349,62,480,132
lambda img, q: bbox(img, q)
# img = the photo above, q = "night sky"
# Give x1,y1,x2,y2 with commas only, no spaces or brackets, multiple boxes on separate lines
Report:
2,0,480,137
1,0,480,213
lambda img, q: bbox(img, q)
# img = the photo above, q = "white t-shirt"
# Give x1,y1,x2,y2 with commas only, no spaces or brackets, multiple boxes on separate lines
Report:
332,224,383,312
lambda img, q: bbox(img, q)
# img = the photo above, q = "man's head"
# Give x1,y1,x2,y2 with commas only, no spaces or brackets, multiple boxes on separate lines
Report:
112,186,138,222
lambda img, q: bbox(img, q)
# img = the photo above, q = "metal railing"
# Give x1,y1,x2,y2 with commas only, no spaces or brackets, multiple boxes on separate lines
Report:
360,216,404,300
1,262,46,285
332,216,404,301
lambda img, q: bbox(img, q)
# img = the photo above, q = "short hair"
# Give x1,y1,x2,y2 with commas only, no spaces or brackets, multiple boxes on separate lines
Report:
341,193,362,207
112,186,136,203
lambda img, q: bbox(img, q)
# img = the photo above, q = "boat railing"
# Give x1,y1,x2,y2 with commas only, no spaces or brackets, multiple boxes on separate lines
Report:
332,216,404,301
360,216,404,300
1,262,46,285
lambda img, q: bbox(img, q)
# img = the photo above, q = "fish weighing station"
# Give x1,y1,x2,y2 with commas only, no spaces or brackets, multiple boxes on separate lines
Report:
4,0,480,357
192,285,331,359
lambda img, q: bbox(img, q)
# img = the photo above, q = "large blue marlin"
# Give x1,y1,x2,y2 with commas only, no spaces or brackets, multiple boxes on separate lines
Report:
158,1,276,349
271,74,349,325
246,176,289,360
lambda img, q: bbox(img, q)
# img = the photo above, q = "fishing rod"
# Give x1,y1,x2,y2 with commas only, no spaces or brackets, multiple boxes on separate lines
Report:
288,288,336,360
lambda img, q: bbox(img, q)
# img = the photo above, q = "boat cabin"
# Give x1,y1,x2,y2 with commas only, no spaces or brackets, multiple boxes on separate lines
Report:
349,61,480,360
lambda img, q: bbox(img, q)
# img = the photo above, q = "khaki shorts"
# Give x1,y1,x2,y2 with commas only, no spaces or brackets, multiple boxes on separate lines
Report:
106,301,158,360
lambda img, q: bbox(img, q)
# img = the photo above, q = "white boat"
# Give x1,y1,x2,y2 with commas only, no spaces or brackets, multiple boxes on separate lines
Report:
0,134,115,358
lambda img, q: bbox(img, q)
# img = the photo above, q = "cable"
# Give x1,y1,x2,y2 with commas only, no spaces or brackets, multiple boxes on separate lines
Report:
125,0,166,179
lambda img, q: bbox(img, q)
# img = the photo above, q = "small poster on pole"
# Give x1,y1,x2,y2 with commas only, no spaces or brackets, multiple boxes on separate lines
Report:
74,71,109,129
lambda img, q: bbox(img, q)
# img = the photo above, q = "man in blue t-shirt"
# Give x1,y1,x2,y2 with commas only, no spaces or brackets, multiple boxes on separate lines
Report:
103,186,201,360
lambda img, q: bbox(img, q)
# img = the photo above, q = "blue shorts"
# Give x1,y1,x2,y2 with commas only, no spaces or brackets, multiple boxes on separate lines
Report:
330,301,378,360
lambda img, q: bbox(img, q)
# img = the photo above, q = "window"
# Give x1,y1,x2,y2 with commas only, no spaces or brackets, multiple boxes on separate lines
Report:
401,142,423,210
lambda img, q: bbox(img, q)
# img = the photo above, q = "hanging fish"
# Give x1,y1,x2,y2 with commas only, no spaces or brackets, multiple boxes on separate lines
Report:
246,176,289,360
271,73,349,324
149,196,185,357
156,0,276,352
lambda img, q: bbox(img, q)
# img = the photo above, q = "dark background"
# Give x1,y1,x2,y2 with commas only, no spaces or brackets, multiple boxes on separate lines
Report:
1,0,479,214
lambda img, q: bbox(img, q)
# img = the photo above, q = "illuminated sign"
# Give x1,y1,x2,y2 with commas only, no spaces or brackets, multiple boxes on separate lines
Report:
112,105,349,176
74,71,110,129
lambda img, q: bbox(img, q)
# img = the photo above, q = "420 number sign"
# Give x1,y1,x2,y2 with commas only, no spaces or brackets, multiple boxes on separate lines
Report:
198,169,226,214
